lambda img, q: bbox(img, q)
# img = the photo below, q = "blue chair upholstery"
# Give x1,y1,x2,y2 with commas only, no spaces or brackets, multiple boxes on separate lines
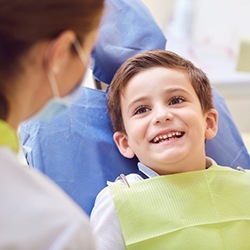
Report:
20,0,250,216
91,0,166,84
206,89,250,167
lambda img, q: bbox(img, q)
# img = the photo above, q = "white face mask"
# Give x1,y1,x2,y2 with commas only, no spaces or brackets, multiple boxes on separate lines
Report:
29,39,87,122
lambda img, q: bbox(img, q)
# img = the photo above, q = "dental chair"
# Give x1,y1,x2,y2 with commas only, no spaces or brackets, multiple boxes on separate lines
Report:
20,0,250,216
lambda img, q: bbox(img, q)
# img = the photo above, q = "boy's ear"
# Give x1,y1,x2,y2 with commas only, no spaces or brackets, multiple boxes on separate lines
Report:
205,108,218,140
113,131,135,159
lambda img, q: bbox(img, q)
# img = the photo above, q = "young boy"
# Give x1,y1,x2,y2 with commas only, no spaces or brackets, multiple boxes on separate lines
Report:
90,50,250,250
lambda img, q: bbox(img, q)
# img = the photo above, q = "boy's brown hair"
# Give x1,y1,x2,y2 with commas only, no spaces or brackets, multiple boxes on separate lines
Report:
107,50,214,133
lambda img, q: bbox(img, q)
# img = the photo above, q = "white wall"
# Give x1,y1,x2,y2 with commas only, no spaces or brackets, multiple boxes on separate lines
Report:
193,0,250,57
141,0,174,31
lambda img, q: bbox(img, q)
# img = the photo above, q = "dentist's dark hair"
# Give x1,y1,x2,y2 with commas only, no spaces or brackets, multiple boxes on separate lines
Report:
0,0,104,120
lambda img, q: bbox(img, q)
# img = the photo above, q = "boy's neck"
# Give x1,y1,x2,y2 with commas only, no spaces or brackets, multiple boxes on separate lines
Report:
138,157,214,178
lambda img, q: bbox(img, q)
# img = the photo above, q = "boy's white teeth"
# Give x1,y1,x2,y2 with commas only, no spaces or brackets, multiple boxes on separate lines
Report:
152,131,183,143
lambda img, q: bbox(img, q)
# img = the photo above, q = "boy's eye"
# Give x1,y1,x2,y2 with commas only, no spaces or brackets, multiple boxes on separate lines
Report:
134,106,150,115
169,96,185,105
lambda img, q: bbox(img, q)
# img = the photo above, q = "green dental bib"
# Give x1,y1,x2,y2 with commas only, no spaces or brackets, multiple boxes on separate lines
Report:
108,165,250,250
0,120,19,153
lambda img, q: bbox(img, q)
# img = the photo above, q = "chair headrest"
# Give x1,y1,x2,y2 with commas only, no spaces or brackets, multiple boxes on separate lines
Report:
91,0,167,85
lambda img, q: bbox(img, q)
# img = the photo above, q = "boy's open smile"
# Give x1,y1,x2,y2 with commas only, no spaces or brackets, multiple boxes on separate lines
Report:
150,131,185,143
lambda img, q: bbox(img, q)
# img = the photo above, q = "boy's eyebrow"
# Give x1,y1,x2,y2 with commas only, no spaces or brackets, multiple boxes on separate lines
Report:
164,87,191,95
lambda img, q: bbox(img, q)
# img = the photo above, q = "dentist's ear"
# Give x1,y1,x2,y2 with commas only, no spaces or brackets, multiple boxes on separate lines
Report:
113,131,135,159
45,30,76,74
205,108,218,140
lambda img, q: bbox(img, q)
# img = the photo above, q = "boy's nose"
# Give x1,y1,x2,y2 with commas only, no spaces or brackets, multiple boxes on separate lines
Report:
153,110,174,124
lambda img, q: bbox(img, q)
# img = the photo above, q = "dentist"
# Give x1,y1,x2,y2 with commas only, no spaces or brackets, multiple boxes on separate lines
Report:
0,0,104,249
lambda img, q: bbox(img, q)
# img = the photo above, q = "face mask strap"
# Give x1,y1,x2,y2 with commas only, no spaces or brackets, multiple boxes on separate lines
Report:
48,71,60,98
43,39,61,99
73,39,88,66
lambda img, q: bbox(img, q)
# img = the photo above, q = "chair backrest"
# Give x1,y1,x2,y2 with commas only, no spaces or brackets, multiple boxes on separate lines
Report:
20,86,250,215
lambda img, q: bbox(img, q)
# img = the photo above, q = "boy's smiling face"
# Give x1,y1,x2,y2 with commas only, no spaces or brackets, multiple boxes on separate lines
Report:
113,67,218,175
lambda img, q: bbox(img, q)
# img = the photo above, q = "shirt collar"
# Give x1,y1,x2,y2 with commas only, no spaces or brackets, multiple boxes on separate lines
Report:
138,157,216,178
138,162,159,178
0,120,19,153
